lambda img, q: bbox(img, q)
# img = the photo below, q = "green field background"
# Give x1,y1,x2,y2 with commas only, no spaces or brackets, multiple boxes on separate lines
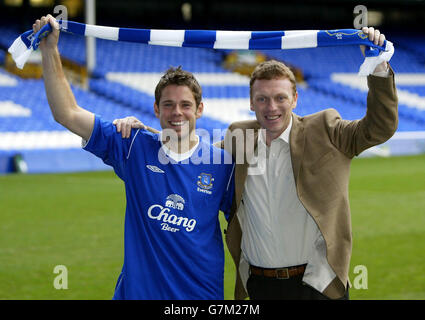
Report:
1,155,424,299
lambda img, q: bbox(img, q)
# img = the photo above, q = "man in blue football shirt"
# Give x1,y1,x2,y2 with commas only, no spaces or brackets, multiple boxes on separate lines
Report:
35,15,234,299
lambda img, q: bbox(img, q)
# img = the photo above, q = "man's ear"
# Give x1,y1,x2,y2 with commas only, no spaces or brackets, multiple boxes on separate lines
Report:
250,98,255,112
292,92,298,110
154,102,160,118
195,102,204,119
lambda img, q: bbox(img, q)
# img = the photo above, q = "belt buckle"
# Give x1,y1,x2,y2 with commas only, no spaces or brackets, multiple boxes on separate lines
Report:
276,268,289,279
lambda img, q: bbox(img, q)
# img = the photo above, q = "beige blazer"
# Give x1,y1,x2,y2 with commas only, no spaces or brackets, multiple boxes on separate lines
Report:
222,69,398,299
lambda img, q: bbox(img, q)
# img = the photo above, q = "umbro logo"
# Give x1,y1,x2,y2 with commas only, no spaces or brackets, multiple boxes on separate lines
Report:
146,165,164,173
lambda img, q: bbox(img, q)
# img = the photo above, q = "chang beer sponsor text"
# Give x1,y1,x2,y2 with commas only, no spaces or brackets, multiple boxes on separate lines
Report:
147,194,196,232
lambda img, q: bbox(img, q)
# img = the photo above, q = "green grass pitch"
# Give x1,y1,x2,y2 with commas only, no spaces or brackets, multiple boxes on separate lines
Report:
0,154,424,299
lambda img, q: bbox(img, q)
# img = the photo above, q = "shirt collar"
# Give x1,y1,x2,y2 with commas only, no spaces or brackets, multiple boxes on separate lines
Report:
159,132,200,162
259,115,292,146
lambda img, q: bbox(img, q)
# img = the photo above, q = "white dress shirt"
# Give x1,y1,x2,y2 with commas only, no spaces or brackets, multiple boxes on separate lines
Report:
238,117,337,293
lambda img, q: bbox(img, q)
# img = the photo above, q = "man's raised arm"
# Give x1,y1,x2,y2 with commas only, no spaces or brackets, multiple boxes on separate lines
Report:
328,27,398,157
36,14,94,141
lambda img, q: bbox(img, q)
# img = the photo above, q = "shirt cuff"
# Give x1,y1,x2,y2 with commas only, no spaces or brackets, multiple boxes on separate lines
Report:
372,64,390,78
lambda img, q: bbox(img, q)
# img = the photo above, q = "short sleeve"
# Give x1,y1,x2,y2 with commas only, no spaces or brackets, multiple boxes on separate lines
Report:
83,115,127,179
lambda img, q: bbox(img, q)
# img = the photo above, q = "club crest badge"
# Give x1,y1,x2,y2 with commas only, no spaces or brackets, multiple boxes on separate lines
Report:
197,173,214,194
325,29,368,40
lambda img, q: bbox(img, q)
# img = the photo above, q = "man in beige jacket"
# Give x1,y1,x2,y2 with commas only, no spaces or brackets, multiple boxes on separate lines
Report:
115,27,398,300
221,27,397,300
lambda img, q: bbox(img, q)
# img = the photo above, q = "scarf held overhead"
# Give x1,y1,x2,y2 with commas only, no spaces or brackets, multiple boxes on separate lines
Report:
8,20,394,75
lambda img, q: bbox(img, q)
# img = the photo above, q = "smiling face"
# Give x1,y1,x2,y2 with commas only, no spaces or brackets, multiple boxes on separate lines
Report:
154,84,203,144
250,77,297,145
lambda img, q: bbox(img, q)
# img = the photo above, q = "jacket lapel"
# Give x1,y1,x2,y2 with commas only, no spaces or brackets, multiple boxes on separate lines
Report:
234,121,260,209
234,162,248,208
289,113,305,185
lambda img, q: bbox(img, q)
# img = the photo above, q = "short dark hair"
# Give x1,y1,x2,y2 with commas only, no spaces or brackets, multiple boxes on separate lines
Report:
250,60,297,97
154,66,202,107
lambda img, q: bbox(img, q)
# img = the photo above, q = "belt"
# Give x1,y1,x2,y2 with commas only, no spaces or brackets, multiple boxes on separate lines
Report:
250,264,306,279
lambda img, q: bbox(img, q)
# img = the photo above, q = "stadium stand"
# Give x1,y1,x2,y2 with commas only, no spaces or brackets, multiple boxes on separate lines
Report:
1,26,425,173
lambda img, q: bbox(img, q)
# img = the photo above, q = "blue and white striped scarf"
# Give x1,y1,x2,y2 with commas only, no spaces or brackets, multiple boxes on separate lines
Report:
8,20,394,75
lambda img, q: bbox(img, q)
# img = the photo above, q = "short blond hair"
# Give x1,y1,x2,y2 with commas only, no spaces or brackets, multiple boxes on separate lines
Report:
250,60,297,97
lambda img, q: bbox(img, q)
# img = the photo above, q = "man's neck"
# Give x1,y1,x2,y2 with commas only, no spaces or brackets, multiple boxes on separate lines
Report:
264,116,292,146
162,132,199,154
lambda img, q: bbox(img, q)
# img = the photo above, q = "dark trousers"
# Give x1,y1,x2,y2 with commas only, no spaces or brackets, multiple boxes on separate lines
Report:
247,274,349,300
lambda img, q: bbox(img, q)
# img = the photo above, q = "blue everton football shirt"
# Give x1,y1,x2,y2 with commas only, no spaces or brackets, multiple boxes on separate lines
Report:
83,116,235,300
